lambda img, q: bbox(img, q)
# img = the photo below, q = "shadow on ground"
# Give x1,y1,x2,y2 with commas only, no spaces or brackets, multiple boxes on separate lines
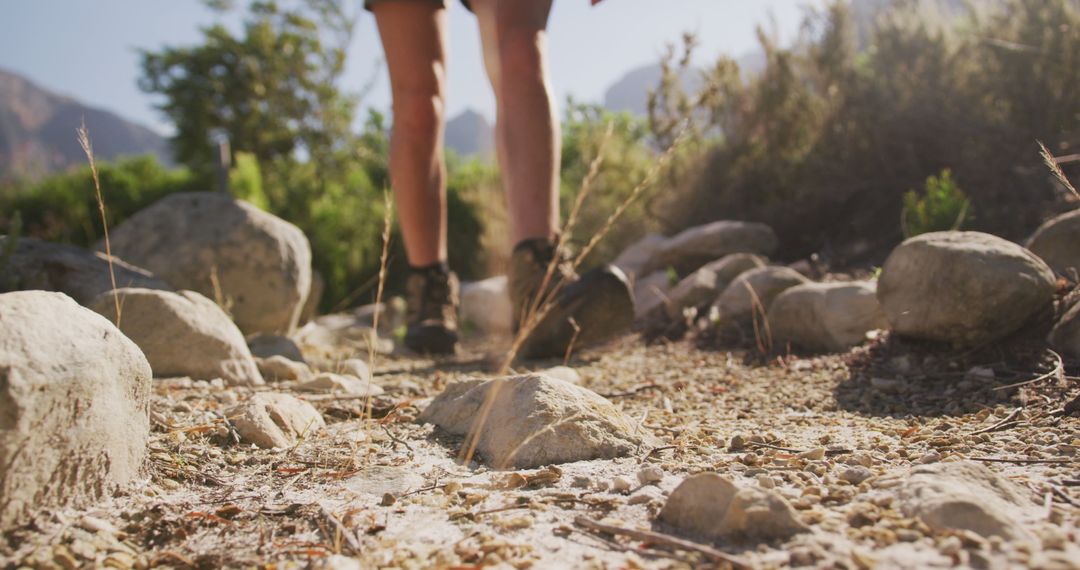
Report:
832,333,1063,418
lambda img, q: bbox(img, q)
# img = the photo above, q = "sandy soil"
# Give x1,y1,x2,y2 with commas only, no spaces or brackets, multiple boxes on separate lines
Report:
5,333,1080,569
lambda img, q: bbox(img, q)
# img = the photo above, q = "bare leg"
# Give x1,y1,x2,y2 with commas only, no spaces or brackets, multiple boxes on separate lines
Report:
373,2,449,267
472,0,560,245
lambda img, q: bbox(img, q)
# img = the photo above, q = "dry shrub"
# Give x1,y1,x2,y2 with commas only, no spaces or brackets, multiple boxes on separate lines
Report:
652,0,1080,266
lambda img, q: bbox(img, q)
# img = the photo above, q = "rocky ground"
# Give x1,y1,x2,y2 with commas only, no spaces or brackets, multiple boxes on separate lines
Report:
6,332,1080,569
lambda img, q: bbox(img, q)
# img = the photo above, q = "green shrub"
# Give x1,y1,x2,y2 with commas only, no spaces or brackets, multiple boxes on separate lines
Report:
652,0,1080,265
901,169,971,237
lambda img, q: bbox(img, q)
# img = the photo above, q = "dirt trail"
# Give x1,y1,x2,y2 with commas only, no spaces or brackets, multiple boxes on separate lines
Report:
7,336,1080,569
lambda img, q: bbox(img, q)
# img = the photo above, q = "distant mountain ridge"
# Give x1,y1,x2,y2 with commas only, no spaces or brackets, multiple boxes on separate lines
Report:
0,68,171,181
445,109,494,158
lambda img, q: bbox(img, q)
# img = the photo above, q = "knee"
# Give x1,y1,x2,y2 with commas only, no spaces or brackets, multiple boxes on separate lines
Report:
497,31,547,91
392,83,445,137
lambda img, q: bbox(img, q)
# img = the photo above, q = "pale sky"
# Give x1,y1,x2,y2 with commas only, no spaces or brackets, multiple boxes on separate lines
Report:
0,0,824,133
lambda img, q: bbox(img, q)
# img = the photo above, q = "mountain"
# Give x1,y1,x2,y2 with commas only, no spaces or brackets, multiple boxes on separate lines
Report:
445,108,494,159
602,52,765,117
0,68,171,181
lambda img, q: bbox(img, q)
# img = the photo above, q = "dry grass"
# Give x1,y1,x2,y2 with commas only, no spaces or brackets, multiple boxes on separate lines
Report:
457,124,688,467
363,191,394,421
76,121,121,325
1039,140,1080,202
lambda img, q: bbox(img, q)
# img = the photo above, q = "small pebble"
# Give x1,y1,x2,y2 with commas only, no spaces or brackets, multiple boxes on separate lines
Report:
757,474,776,489
612,476,633,493
917,451,941,464
839,466,873,485
637,466,663,485
798,447,826,461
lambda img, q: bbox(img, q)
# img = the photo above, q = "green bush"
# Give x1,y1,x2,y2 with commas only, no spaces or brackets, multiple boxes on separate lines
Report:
652,0,1080,265
902,169,971,237
559,101,659,267
0,155,198,247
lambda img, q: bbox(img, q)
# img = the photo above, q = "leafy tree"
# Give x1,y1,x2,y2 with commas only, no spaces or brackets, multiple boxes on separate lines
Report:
139,0,361,193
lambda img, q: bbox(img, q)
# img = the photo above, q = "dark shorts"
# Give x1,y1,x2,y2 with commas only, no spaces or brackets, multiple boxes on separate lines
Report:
364,0,472,11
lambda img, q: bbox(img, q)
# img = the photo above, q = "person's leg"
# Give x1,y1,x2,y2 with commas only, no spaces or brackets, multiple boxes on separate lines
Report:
373,1,459,354
373,1,449,267
472,0,560,245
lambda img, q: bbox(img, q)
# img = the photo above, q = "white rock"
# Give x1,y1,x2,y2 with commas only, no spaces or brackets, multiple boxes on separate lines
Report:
318,554,363,570
460,275,513,335
769,281,888,352
542,366,582,385
0,236,168,304
103,192,312,335
612,476,634,493
256,356,313,382
894,461,1036,541
713,266,809,326
89,288,264,386
658,253,766,320
418,375,660,469
659,472,810,542
637,466,664,485
877,232,1055,346
0,291,151,527
334,358,372,382
226,393,325,449
1025,208,1080,274
296,373,383,396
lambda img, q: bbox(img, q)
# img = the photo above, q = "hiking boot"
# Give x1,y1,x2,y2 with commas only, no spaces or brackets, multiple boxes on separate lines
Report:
404,263,460,355
509,238,635,359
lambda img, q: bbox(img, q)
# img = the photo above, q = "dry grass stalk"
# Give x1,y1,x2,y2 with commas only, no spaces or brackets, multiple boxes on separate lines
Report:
743,282,773,355
1039,140,1080,202
77,121,122,325
457,124,687,467
363,191,394,421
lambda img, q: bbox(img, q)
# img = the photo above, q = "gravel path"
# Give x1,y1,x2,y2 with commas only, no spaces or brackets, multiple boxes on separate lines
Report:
7,335,1080,569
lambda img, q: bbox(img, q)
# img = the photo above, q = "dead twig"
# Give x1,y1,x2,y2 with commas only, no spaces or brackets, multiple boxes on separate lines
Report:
969,407,1025,435
969,457,1077,465
380,424,414,454
601,384,662,398
993,350,1064,391
573,516,751,569
319,504,362,556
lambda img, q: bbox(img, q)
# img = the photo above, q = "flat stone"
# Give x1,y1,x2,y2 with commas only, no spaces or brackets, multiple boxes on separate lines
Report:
418,374,660,469
227,393,325,449
659,472,810,542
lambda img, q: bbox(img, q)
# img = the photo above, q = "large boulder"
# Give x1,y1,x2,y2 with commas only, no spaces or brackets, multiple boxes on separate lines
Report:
418,374,660,469
460,275,513,335
769,281,888,352
89,288,263,386
656,254,766,320
1025,209,1080,274
0,236,168,304
102,192,312,336
0,292,151,528
713,266,809,326
659,473,809,542
894,462,1036,541
877,232,1055,346
642,221,777,276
